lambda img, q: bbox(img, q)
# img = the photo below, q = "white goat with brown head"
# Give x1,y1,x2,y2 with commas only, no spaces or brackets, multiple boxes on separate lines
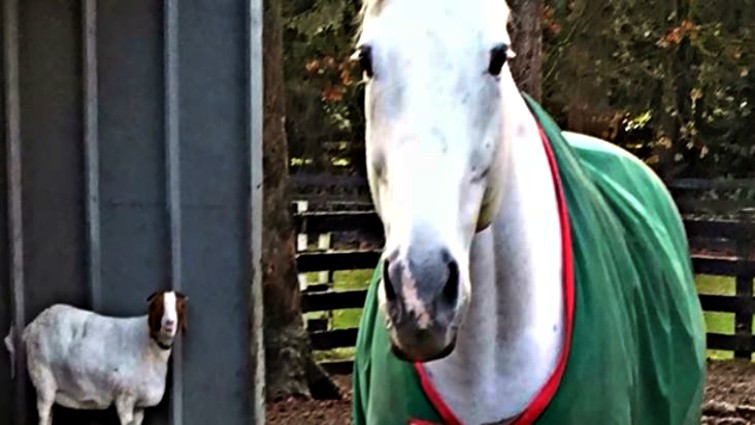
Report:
4,290,188,425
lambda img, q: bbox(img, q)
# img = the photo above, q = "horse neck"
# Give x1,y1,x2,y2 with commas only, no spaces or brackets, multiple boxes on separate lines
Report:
486,71,565,383
423,70,565,423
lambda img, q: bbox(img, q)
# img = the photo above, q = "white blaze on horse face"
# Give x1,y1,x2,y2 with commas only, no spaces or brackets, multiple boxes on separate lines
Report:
359,0,512,326
400,265,431,329
162,291,178,338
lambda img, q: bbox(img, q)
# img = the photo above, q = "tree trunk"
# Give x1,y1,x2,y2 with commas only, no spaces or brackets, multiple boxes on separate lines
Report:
508,0,543,102
262,0,340,401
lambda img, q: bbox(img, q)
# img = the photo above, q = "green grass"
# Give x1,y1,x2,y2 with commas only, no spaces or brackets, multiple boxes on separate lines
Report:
695,274,755,361
331,270,374,330
303,270,372,329
696,274,734,360
308,271,754,362
305,270,373,362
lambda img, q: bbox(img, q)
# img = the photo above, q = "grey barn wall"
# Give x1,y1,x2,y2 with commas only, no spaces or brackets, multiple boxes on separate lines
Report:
0,0,9,421
0,0,264,424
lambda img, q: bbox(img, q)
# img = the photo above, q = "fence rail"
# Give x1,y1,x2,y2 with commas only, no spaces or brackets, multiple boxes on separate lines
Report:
293,177,755,374
290,173,755,194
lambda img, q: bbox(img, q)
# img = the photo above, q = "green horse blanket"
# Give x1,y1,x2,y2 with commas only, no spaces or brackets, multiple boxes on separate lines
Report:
351,94,706,425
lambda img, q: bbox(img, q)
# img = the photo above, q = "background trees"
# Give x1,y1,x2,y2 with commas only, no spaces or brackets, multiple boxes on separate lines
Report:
542,0,754,179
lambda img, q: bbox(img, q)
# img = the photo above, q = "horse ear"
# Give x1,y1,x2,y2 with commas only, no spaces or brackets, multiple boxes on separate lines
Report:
175,291,188,302
146,291,160,303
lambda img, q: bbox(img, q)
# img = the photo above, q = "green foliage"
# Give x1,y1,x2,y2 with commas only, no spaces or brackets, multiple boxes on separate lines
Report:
282,0,366,175
542,0,754,178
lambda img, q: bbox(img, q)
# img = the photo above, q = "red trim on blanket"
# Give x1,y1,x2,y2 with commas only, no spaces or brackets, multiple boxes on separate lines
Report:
414,363,463,425
411,126,576,425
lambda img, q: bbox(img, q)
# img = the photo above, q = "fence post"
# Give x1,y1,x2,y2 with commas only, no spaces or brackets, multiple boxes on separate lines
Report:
317,233,334,327
296,200,309,291
317,233,332,286
734,232,754,360
295,200,333,331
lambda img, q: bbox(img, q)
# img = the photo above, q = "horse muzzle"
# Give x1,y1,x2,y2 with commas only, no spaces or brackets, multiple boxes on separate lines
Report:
381,243,463,362
388,325,458,363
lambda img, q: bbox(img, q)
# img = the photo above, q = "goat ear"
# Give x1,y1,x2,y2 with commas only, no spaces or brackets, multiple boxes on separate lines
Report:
179,307,188,335
146,291,159,303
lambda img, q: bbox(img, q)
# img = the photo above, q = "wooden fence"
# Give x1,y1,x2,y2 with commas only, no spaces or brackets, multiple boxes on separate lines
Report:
293,176,755,374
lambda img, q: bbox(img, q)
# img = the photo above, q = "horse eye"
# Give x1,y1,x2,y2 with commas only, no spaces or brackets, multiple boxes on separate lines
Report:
488,43,508,76
353,45,374,78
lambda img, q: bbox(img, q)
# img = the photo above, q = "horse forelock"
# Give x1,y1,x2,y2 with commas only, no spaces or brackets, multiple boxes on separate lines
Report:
357,0,511,44
359,0,510,18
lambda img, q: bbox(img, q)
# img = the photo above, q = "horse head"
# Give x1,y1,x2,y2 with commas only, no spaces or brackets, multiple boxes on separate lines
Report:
354,0,515,362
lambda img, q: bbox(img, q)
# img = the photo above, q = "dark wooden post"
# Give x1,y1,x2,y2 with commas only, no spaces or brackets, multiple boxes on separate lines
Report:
734,221,755,359
508,0,543,102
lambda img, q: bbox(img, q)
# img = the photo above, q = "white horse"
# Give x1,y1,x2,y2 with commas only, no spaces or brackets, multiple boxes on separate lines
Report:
350,0,706,424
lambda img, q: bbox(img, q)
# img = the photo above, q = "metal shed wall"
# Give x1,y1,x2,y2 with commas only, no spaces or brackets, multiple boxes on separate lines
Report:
0,0,264,423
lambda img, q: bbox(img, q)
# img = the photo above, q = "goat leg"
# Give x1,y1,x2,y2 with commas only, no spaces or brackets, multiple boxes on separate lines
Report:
29,366,55,425
133,408,145,425
115,395,136,425
35,395,54,425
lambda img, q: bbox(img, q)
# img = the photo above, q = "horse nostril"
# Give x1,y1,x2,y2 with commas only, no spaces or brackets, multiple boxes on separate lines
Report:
383,259,397,302
442,259,459,306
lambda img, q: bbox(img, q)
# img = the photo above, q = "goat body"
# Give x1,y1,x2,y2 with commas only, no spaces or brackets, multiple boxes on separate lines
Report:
11,302,177,425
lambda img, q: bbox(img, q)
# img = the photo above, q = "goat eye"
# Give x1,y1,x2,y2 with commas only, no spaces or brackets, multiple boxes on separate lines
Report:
353,45,374,78
488,43,508,76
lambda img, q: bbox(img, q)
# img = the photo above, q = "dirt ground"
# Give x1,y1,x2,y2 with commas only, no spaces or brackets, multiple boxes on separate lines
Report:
266,375,353,425
266,359,755,425
703,359,755,425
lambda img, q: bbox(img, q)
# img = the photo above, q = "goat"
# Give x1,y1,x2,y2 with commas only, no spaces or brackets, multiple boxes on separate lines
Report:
4,290,188,425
